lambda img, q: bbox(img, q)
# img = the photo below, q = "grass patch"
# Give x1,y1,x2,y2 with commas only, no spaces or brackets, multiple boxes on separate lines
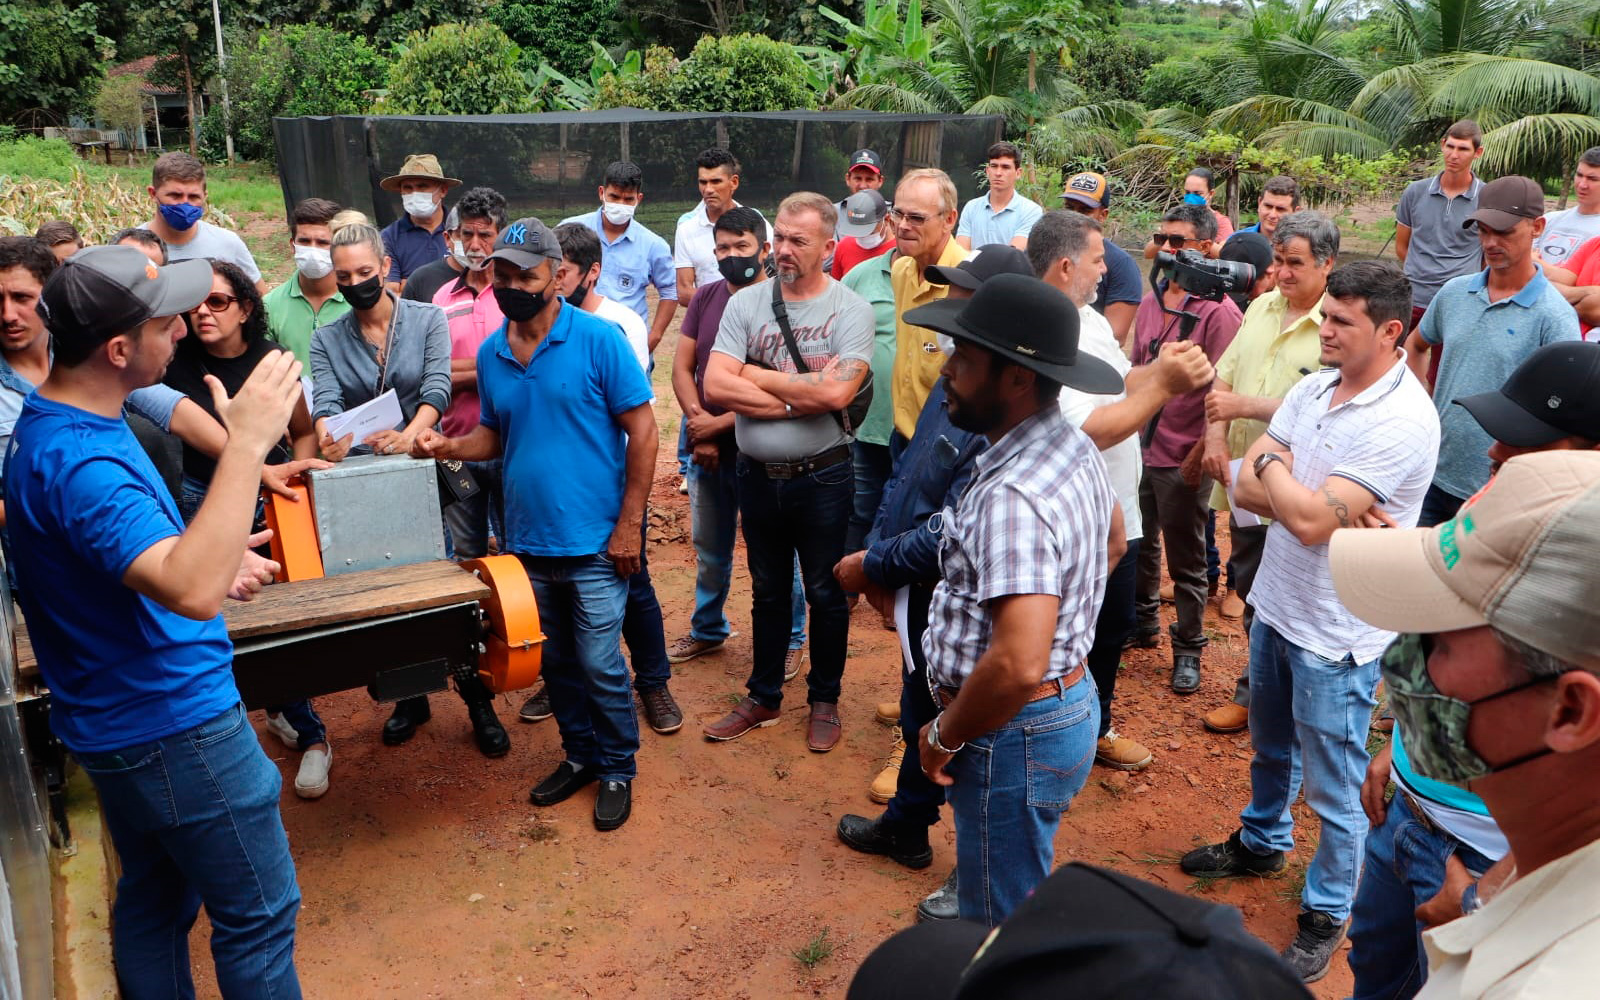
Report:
1276,857,1309,904
1187,875,1220,894
792,928,835,969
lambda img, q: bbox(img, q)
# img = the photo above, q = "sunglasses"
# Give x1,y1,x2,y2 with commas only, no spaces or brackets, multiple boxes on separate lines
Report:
1151,233,1193,248
890,207,934,226
191,293,238,313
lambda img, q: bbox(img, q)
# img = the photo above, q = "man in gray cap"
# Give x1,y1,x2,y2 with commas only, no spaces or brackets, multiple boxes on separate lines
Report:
6,245,306,994
412,217,657,832
832,189,895,280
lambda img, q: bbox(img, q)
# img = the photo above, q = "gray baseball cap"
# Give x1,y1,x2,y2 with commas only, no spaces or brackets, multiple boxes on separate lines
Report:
484,217,564,270
39,244,211,352
839,190,889,239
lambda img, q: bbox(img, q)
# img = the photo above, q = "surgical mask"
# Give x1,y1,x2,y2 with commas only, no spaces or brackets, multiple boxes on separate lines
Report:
402,192,437,218
936,333,955,356
451,240,473,268
338,274,385,311
857,230,886,250
294,245,333,279
159,202,204,232
718,253,762,286
601,202,636,227
1183,192,1209,206
495,285,547,323
567,280,589,309
1380,632,1562,787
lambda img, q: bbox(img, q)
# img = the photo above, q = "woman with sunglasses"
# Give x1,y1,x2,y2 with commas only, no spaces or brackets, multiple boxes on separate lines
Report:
163,258,332,799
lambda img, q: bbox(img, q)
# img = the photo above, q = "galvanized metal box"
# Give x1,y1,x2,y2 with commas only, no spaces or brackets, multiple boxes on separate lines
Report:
307,456,445,576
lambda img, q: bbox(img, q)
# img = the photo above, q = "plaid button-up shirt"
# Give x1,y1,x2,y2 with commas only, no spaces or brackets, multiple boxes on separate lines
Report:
922,405,1116,690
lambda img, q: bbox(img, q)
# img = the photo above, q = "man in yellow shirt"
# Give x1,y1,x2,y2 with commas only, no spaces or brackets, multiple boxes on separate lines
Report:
889,168,967,444
1200,212,1338,734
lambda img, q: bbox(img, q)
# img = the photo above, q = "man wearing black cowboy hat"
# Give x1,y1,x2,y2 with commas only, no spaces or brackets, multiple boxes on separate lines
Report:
903,272,1125,926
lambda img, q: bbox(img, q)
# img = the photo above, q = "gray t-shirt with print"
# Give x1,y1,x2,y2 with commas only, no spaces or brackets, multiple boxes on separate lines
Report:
140,220,262,282
711,278,875,462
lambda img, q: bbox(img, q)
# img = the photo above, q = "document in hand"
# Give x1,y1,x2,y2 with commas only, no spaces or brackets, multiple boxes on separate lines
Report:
323,388,403,445
1227,459,1263,528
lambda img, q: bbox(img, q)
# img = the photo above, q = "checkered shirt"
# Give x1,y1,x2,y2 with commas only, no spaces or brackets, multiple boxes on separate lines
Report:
921,405,1116,689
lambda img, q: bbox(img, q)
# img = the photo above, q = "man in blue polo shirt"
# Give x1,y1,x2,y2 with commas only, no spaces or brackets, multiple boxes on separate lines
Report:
7,245,306,996
413,217,656,832
954,141,1043,251
560,160,678,354
378,153,460,292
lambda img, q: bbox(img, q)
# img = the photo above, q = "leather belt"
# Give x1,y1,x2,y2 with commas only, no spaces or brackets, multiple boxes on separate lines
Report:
758,444,852,480
936,662,1085,709
1402,791,1443,836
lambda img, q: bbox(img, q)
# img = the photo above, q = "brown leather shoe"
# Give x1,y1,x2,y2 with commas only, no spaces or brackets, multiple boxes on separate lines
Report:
807,701,842,752
703,696,781,741
1203,702,1250,734
1220,590,1245,620
1159,581,1175,602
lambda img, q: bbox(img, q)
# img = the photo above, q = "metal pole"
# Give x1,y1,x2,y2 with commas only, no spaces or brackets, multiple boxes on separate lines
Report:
210,0,235,164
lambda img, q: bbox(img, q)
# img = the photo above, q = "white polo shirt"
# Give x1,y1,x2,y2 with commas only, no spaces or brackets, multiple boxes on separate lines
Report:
673,201,771,290
1249,354,1440,663
1059,304,1143,542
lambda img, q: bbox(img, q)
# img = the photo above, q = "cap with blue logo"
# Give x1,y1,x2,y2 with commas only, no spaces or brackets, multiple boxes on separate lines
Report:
484,217,563,270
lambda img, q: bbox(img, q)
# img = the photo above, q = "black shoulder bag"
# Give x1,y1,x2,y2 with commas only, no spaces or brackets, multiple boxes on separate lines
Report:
372,298,480,510
768,279,873,436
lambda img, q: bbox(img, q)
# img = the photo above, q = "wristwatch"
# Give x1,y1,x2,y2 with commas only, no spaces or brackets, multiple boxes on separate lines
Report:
928,714,964,755
1253,451,1287,478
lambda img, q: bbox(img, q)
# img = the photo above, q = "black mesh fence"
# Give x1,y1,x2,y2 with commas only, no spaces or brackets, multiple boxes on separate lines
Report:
272,109,1005,236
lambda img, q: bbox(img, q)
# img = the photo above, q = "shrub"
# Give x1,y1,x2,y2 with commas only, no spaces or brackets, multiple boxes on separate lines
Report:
592,45,679,110
384,22,536,115
1070,36,1160,104
489,0,619,77
94,74,151,150
0,135,80,182
1140,57,1226,114
671,33,818,112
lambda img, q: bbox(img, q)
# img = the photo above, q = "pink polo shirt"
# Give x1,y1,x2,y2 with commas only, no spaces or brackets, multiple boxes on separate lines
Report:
432,275,504,437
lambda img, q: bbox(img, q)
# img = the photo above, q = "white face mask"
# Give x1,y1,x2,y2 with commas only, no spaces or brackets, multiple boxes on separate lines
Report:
402,191,437,218
856,230,886,250
294,245,333,279
602,201,636,226
937,333,955,356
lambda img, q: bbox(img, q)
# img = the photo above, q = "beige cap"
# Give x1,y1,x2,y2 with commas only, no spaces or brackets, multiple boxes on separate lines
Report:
1329,450,1600,669
379,153,462,193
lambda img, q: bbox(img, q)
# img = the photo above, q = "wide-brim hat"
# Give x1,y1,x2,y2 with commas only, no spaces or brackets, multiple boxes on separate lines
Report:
924,244,1033,291
380,153,462,193
903,273,1123,395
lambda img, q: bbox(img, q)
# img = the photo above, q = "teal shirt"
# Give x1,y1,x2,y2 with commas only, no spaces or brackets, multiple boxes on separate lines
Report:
1391,727,1490,817
263,273,352,366
842,251,898,447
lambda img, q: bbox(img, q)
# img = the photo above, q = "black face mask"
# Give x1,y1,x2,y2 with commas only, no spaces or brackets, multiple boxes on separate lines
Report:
338,274,385,311
495,285,548,323
718,253,763,286
566,280,589,309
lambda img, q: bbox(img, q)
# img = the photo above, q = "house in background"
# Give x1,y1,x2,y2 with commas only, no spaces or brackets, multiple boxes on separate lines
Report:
97,56,212,151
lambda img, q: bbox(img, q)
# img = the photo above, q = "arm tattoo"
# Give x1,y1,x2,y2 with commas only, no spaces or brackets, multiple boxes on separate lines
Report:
830,359,868,381
1323,487,1351,528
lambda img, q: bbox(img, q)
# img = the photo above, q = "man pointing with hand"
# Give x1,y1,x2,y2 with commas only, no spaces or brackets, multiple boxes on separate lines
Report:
5,245,307,996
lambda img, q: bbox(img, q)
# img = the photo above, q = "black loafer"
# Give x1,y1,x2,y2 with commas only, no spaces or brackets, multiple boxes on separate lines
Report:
381,696,431,746
530,761,597,806
594,779,632,831
1172,654,1202,695
837,813,933,870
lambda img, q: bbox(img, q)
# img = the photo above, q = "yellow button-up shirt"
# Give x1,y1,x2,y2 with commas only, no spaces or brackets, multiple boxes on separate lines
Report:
890,238,970,439
1210,289,1325,511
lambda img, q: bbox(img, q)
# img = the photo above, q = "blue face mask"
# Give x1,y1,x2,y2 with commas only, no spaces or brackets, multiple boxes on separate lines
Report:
159,202,204,232
1183,192,1209,207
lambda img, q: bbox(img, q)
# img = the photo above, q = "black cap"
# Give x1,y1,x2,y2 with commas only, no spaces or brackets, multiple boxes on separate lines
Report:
1456,341,1600,447
484,217,563,270
924,244,1034,290
38,244,211,354
903,273,1123,395
848,149,883,174
848,864,1314,1000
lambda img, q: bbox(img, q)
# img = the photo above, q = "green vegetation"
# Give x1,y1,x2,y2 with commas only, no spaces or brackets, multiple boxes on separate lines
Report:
384,22,537,114
791,927,835,968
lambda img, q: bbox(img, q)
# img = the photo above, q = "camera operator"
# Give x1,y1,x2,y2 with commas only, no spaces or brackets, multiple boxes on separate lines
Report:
1127,204,1242,697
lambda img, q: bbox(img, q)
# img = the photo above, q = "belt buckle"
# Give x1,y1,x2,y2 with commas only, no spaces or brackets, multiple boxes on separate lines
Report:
767,462,796,480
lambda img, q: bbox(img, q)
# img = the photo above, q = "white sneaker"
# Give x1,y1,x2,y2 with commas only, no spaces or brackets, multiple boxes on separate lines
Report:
294,743,331,799
264,712,300,751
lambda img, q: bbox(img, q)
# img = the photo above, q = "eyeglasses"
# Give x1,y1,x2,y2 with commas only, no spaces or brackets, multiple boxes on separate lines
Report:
192,293,238,313
1151,233,1192,248
890,207,934,226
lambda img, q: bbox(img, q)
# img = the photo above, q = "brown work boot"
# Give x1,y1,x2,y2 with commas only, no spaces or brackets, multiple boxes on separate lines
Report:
874,700,901,726
1204,702,1250,734
1095,728,1153,771
703,696,781,742
869,728,905,803
807,701,842,752
1220,589,1245,620
783,647,807,683
667,633,732,664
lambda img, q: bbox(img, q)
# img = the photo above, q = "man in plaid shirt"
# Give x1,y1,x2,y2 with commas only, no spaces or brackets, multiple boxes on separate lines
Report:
903,273,1125,926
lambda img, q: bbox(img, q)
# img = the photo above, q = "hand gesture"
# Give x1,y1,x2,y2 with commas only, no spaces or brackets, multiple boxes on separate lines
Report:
208,352,303,459
1157,341,1215,395
1206,388,1247,424
1202,438,1232,487
227,529,280,601
410,429,450,459
833,550,870,594
690,440,721,471
260,458,332,500
317,425,355,463
364,429,415,456
605,521,642,579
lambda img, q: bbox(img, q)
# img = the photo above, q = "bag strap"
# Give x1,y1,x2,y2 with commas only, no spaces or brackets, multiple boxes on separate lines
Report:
770,278,813,374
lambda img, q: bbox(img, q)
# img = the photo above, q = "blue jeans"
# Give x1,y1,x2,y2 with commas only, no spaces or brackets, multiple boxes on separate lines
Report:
1240,619,1380,921
622,516,672,692
1417,483,1466,529
1086,540,1138,738
442,459,505,560
519,553,639,782
881,585,944,829
845,440,894,555
737,454,852,709
676,419,691,479
75,703,302,999
947,679,1099,926
1348,794,1496,1000
688,454,805,648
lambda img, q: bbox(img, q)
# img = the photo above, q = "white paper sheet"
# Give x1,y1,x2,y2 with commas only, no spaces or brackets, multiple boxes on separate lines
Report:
322,388,402,445
1227,458,1263,528
895,586,914,675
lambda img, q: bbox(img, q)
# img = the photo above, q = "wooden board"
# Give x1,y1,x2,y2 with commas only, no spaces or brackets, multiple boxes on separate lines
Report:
15,560,492,679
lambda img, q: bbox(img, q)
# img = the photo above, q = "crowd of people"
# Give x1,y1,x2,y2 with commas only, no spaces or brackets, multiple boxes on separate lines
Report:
5,125,1599,997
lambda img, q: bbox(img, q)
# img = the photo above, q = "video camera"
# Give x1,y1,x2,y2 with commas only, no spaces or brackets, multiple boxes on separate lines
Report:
1153,249,1256,302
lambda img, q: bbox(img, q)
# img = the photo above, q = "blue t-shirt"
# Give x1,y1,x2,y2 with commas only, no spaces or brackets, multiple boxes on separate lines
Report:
4,394,236,753
1094,240,1143,317
478,304,654,556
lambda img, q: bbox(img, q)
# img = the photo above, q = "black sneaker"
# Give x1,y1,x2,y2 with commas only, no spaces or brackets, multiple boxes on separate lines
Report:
916,870,958,922
518,688,552,723
837,813,933,870
639,686,683,735
594,779,632,831
1281,909,1346,982
1179,829,1287,878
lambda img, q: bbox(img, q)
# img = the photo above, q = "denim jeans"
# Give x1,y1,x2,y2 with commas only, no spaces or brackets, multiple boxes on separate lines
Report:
845,440,894,554
1225,518,1270,707
947,679,1099,927
1086,540,1138,738
676,419,691,479
74,703,302,1000
622,516,672,692
519,553,640,781
1240,619,1381,921
1348,793,1496,1000
442,459,505,560
881,585,944,829
1417,483,1466,529
737,454,853,709
687,455,806,648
